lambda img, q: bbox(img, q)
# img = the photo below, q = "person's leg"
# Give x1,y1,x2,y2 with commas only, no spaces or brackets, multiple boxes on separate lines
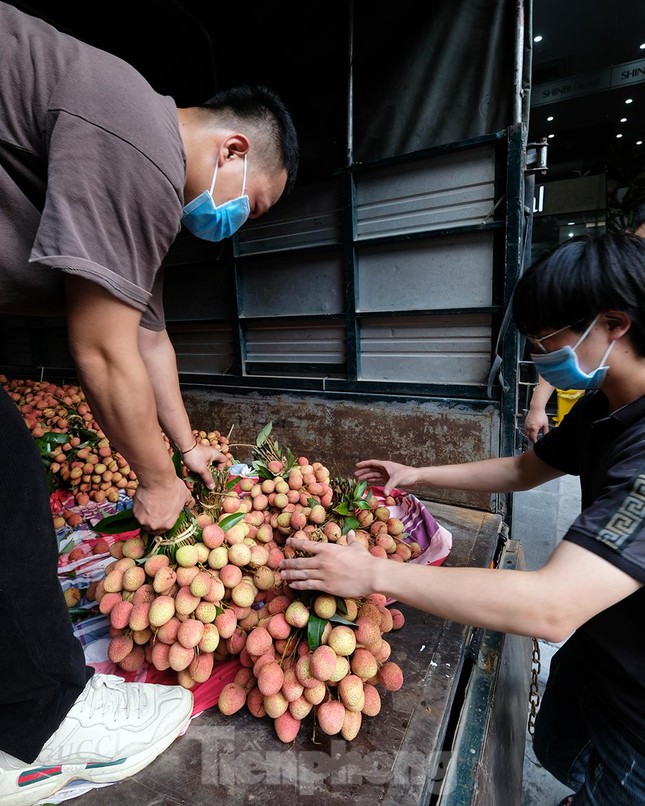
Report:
533,643,592,792
568,700,645,806
0,385,91,761
535,641,645,805
0,387,194,806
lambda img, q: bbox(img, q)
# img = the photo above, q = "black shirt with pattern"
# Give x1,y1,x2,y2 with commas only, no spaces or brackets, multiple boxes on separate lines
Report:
534,389,645,747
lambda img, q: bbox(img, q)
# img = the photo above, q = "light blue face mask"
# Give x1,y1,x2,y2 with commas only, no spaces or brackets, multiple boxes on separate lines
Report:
530,315,615,391
181,155,250,241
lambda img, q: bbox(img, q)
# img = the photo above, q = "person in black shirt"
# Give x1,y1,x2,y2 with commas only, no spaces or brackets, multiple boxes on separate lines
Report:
281,232,645,805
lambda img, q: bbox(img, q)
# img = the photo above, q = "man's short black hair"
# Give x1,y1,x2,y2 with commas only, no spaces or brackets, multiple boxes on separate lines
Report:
202,85,299,194
512,233,645,356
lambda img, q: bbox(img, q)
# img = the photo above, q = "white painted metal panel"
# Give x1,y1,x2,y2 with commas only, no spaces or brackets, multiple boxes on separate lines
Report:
237,181,343,254
357,232,494,312
360,314,492,384
245,321,346,366
240,253,344,317
356,145,496,239
171,325,235,375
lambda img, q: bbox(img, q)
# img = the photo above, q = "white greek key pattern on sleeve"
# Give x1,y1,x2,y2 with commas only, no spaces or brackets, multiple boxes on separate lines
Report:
598,474,645,550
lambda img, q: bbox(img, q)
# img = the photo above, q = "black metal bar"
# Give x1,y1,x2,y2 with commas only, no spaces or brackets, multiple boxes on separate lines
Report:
343,173,360,381
500,122,527,524
179,378,499,406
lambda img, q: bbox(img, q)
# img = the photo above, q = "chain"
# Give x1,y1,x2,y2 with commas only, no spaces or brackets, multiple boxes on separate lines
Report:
527,636,542,736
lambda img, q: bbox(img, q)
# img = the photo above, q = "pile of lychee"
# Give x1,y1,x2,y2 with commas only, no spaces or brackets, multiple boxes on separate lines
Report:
1,375,232,517
92,450,415,743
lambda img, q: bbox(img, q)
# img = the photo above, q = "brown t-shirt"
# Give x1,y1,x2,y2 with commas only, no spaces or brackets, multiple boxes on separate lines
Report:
0,2,186,330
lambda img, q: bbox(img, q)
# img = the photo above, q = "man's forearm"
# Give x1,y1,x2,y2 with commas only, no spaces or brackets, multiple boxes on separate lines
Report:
137,327,195,452
75,352,176,488
411,451,561,493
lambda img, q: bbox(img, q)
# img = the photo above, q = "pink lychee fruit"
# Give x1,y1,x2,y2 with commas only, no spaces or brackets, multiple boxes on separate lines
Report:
341,708,362,740
390,607,406,630
189,651,214,683
378,661,404,691
263,691,289,718
128,602,151,632
303,680,327,705
109,599,134,630
281,667,305,702
198,622,220,653
246,686,266,718
362,683,382,716
289,695,314,720
257,661,285,697
338,674,365,712
117,645,146,673
274,711,301,743
316,700,346,735
108,635,133,664
144,553,169,578
327,625,356,657
175,586,200,616
218,682,247,715
168,641,195,672
351,647,379,681
150,640,171,671
177,618,205,649
246,626,274,657
310,645,338,682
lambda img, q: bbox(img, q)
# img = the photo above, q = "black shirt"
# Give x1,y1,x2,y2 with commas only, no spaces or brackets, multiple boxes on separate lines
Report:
534,390,645,746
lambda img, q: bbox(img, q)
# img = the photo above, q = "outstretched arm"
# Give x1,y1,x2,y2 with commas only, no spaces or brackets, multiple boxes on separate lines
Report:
65,276,191,532
280,535,641,642
354,448,562,496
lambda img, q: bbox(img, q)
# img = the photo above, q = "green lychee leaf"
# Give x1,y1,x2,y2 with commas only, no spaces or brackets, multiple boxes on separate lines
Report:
256,422,273,447
335,596,347,615
307,614,328,651
333,502,351,516
354,499,371,511
251,460,271,480
95,509,141,535
218,511,246,532
172,448,183,478
341,516,360,535
307,497,320,508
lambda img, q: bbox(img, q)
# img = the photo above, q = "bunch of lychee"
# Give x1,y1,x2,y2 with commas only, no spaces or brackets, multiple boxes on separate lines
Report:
92,451,412,740
217,591,406,743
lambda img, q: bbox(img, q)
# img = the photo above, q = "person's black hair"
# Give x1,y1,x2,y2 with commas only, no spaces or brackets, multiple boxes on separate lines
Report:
512,233,645,356
201,84,299,194
627,203,645,234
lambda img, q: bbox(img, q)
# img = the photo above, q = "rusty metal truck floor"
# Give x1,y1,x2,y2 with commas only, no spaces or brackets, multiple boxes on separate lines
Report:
66,501,504,806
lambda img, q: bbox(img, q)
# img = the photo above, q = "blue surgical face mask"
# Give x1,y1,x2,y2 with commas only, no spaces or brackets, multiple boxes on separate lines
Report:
530,315,615,391
181,155,250,241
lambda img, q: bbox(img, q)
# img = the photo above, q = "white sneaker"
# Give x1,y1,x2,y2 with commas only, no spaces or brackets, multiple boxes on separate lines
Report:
0,674,193,806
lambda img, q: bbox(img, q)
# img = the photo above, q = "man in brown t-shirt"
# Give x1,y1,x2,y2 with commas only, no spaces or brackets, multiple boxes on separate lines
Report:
0,3,298,802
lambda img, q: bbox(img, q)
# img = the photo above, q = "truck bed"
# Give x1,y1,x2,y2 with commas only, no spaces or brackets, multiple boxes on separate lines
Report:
73,502,529,806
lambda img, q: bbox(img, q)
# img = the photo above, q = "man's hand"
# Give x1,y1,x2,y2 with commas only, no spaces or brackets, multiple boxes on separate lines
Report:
280,532,379,598
181,443,229,490
133,476,193,533
524,408,550,443
354,459,418,496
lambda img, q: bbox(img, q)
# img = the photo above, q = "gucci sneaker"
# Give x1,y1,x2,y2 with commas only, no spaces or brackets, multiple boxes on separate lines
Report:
0,674,193,806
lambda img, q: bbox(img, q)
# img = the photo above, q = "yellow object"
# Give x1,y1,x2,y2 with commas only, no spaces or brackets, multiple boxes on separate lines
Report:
553,388,585,426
